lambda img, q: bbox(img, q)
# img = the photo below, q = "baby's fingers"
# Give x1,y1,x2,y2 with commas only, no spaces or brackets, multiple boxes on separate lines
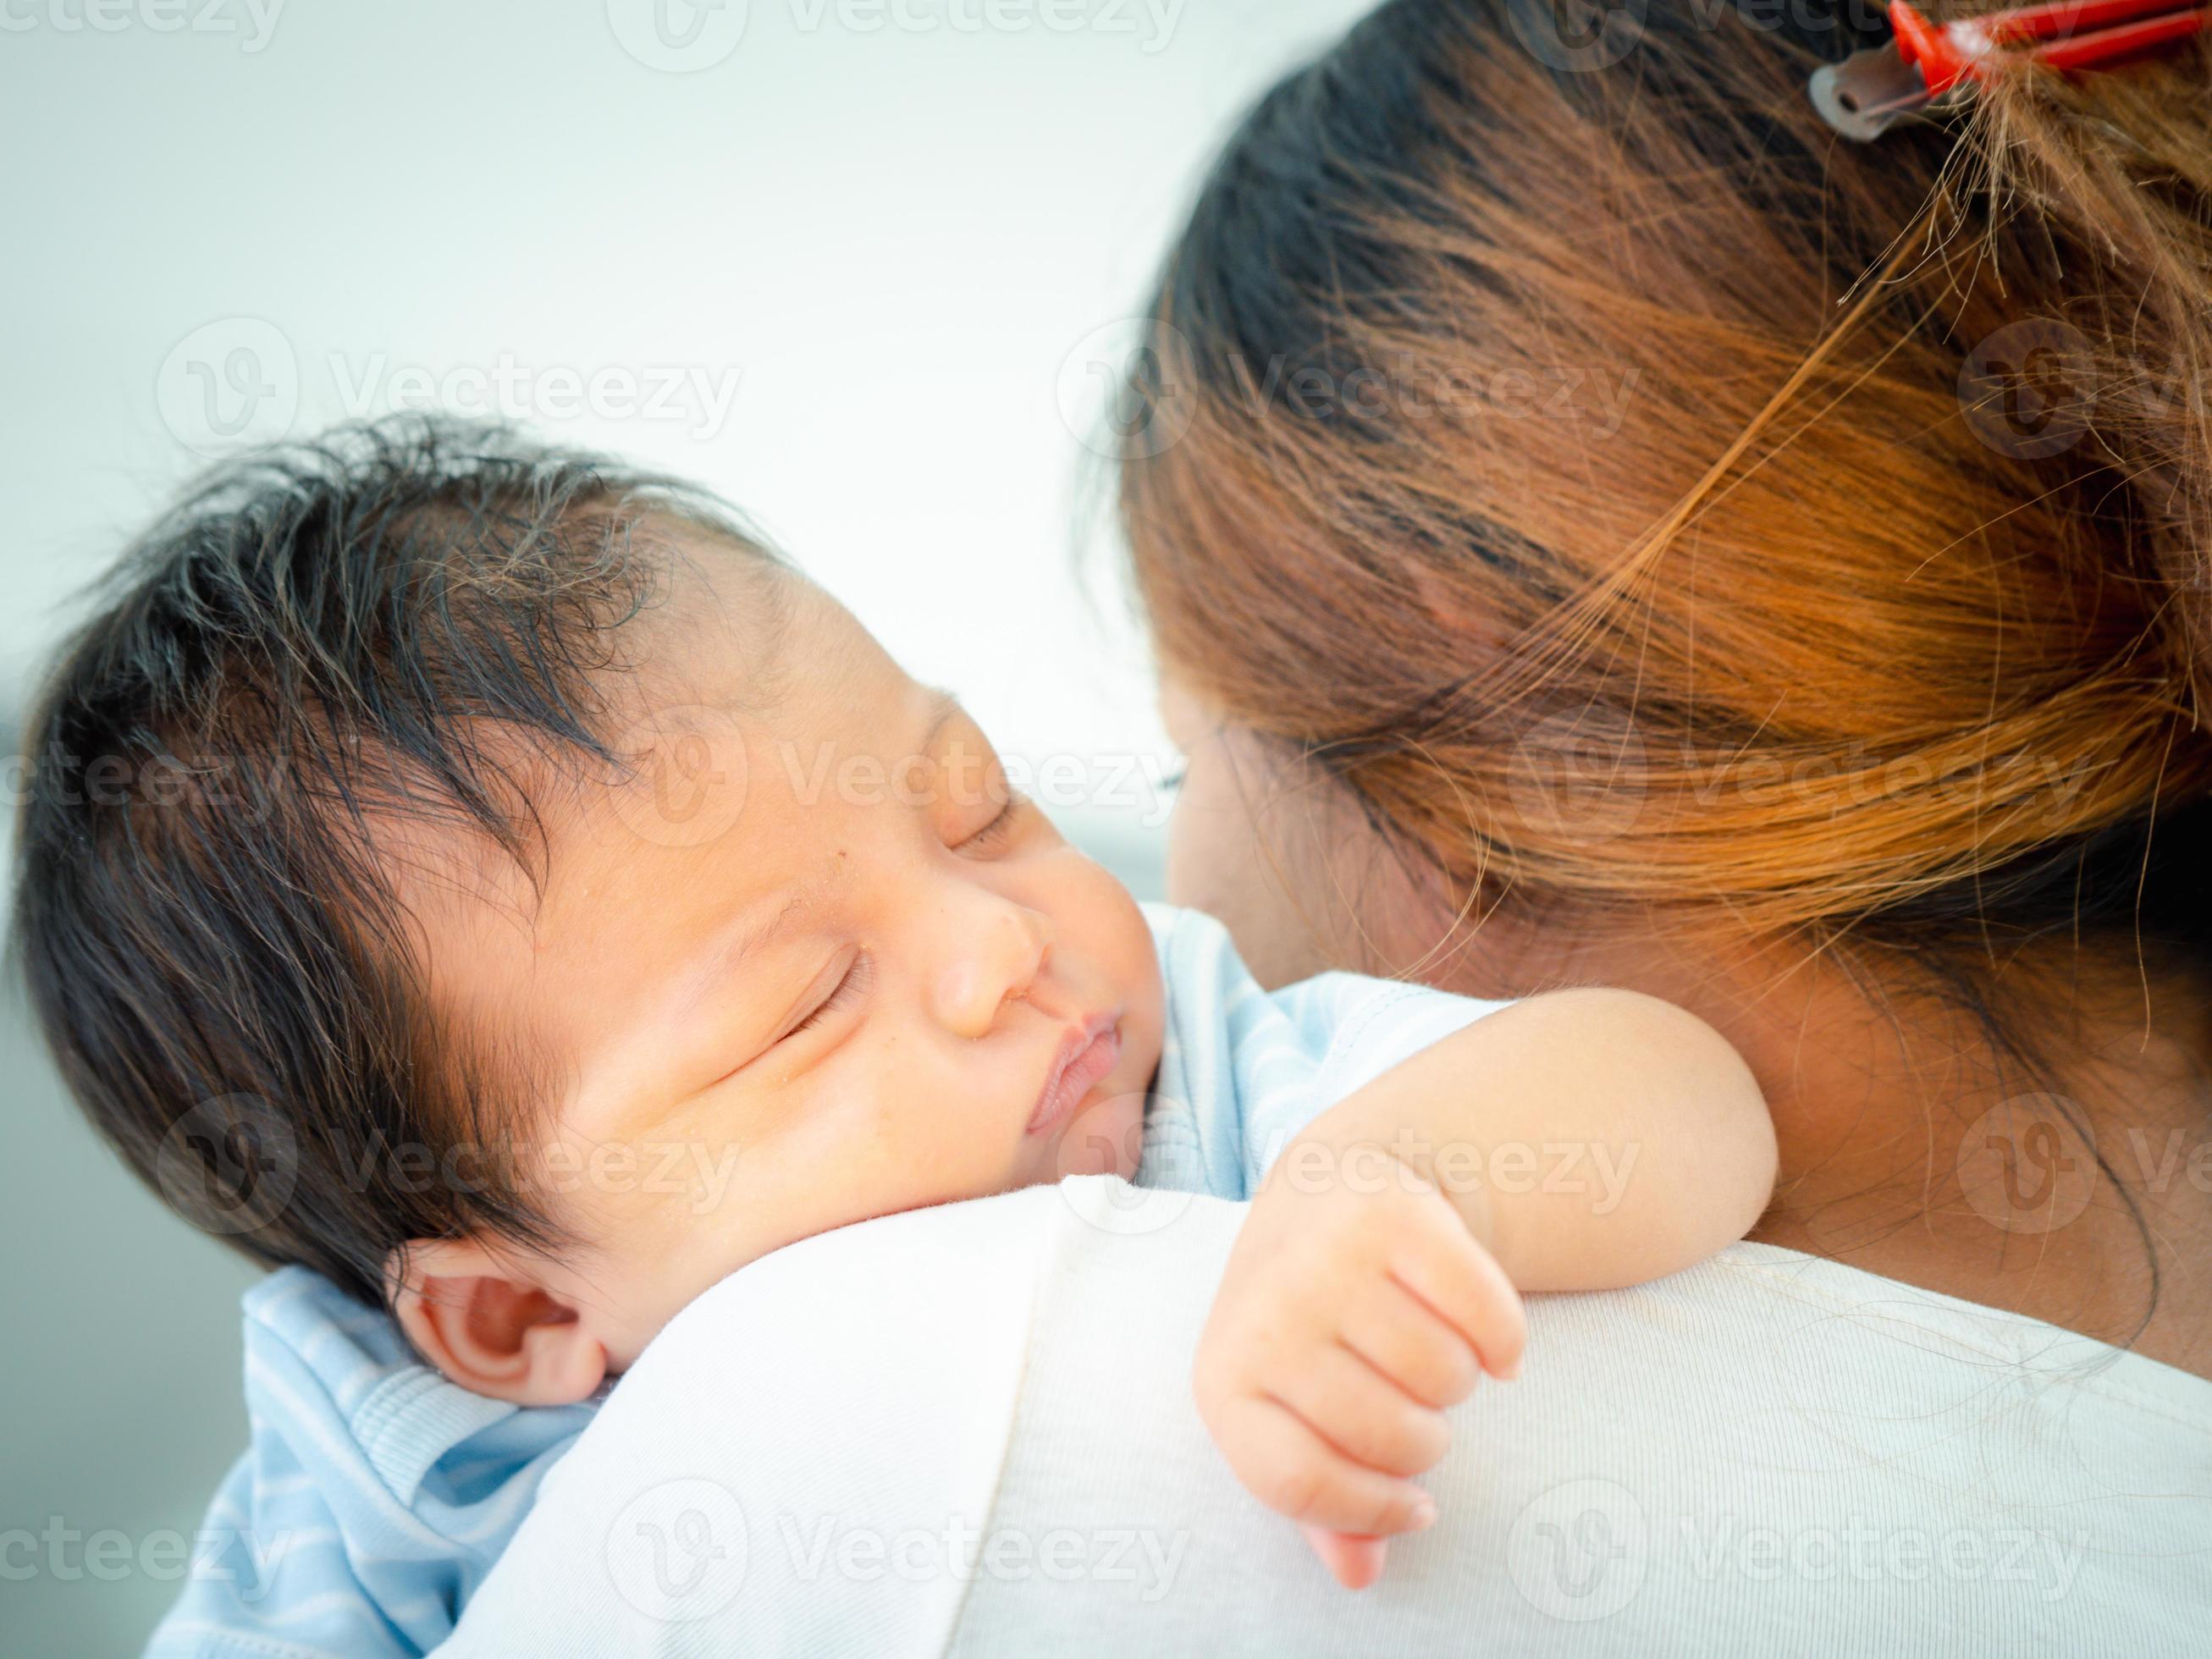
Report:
1212,1396,1438,1536
1301,1527,1388,1590
1270,1342,1451,1477
1393,1211,1528,1381
1338,1284,1483,1408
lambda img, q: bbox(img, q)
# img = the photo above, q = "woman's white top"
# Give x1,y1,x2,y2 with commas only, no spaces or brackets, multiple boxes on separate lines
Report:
439,1180,2212,1656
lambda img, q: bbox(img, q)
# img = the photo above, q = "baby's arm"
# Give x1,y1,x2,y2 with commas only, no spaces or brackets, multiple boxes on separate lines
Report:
1192,987,1774,1588
1320,986,1776,1292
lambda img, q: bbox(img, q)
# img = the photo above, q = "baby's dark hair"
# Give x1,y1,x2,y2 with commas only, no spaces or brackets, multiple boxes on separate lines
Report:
11,415,772,1309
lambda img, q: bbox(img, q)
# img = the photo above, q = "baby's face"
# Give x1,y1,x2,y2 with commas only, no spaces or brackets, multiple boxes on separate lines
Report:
416,559,1164,1367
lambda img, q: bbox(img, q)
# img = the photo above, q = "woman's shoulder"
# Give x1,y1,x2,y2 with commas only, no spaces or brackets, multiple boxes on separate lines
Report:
450,1188,2212,1653
1702,1240,2212,1427
967,1217,2212,1650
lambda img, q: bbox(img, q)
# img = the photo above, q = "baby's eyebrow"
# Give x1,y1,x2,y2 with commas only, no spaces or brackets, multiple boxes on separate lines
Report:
916,685,961,748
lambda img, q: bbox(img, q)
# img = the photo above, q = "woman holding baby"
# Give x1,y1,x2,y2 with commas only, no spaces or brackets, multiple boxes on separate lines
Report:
99,0,2212,1651
437,3,2212,1649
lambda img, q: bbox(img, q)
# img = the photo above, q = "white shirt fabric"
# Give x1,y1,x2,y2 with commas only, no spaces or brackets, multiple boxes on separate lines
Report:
439,1181,2212,1656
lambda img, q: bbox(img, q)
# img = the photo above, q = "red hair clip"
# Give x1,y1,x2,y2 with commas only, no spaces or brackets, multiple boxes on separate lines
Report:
1812,0,2211,139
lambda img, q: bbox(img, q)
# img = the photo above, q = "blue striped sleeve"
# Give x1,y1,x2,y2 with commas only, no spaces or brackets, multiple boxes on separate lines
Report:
1136,903,1514,1201
144,1269,593,1658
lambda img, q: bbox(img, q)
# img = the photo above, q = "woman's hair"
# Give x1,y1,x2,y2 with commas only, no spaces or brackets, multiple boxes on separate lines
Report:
1118,0,2212,1016
10,416,772,1308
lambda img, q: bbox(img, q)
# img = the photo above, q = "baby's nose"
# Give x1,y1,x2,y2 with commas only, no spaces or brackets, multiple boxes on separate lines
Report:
931,907,1053,1039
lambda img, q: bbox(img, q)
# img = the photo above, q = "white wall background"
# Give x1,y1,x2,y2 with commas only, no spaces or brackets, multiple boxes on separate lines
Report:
4,0,1371,785
0,1,1376,1650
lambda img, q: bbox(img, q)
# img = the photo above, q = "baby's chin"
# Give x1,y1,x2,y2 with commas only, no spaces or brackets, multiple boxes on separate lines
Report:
1046,1089,1148,1182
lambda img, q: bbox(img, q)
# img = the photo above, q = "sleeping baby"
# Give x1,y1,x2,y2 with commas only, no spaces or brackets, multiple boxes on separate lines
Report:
14,418,1776,1655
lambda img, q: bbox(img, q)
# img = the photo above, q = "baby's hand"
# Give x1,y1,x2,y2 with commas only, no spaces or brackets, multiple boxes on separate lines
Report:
1192,1142,1525,1589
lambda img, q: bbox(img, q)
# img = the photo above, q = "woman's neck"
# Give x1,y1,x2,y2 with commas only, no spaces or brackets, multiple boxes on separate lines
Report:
1397,896,2212,1377
1713,940,2212,1377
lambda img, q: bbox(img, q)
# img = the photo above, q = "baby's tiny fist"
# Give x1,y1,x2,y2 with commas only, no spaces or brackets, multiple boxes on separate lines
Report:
1193,1150,1520,1582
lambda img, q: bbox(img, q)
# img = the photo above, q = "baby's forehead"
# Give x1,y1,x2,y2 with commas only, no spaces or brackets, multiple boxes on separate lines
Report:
616,544,900,725
399,559,905,902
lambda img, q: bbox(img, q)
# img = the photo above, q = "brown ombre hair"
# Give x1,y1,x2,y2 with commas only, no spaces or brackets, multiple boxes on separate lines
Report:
1119,0,2212,1021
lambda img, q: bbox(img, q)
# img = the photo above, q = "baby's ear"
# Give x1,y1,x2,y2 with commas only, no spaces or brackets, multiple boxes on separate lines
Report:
386,1237,607,1406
